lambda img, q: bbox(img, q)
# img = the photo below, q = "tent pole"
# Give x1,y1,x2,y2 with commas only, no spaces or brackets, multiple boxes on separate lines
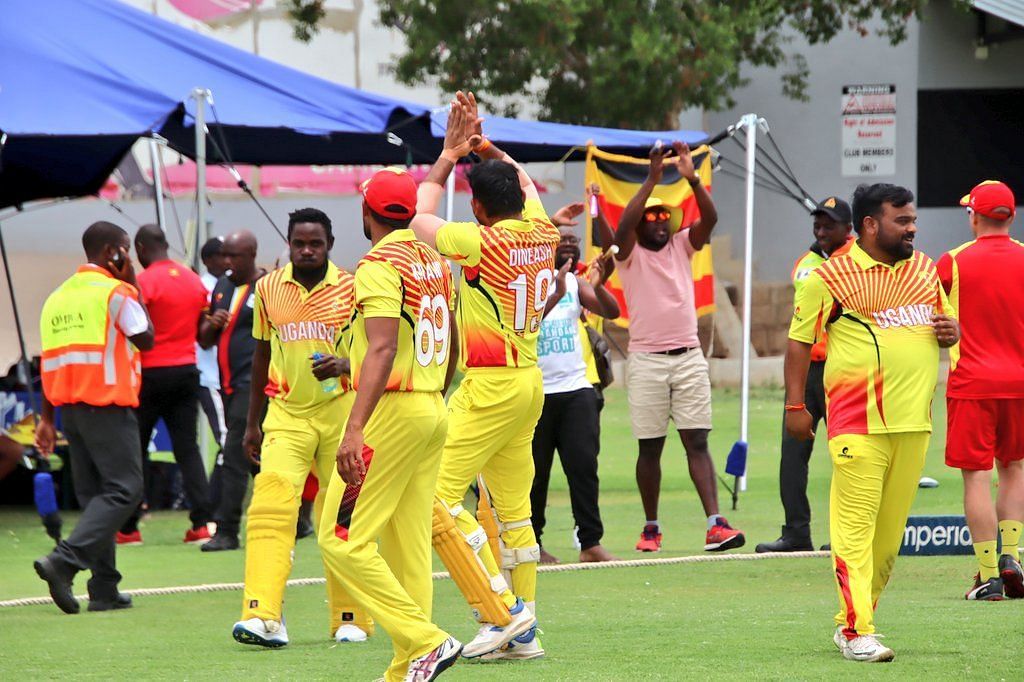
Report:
191,88,210,271
148,135,167,234
739,113,758,494
0,220,39,424
445,169,455,222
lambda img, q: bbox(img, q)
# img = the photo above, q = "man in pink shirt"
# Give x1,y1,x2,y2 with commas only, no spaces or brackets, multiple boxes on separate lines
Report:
612,142,745,553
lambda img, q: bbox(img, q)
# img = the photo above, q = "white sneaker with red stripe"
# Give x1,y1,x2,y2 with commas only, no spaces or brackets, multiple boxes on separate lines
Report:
405,636,462,682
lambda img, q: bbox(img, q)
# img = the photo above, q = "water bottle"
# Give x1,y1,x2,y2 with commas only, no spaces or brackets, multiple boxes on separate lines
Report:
34,472,62,542
311,352,338,393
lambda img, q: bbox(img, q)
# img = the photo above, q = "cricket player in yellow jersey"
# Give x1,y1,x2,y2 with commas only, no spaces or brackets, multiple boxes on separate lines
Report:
411,93,558,660
785,184,959,663
318,167,462,682
232,208,370,648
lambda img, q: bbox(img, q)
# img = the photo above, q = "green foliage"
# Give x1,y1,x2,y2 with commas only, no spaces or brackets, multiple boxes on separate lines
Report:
286,0,326,42
364,0,926,129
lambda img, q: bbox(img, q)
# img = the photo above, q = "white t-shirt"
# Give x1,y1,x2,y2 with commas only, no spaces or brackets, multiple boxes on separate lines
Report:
196,272,219,390
115,296,149,337
537,273,591,395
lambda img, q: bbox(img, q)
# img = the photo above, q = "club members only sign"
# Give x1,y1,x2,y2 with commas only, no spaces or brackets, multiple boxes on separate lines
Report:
841,84,896,177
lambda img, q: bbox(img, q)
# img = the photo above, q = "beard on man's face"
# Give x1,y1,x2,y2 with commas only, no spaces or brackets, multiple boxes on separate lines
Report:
555,249,579,271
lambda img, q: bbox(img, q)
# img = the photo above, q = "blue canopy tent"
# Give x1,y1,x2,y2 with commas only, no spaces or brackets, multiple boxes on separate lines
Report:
0,0,706,210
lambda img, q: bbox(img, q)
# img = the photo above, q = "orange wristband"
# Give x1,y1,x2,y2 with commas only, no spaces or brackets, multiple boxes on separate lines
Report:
475,137,491,153
784,403,806,412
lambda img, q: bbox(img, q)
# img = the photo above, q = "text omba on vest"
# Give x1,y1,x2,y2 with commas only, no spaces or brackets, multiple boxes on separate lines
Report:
50,312,86,331
871,304,934,329
279,320,336,344
508,246,551,267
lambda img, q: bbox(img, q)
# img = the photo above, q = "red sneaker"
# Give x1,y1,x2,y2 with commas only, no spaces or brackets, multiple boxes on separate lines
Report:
635,524,662,552
116,530,142,545
704,518,745,552
184,526,211,544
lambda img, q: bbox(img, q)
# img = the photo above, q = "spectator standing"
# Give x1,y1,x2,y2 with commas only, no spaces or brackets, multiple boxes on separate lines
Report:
117,225,212,545
532,222,620,564
33,221,153,614
199,237,227,451
200,231,261,552
756,197,852,553
612,142,744,553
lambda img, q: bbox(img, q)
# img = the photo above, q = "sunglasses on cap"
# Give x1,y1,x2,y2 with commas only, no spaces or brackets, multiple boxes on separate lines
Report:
643,210,671,222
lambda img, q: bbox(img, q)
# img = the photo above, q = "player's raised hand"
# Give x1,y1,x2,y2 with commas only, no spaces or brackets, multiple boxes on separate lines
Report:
243,424,263,466
672,141,697,182
337,427,367,486
442,96,479,159
931,314,960,348
552,201,585,227
784,407,815,441
456,90,485,145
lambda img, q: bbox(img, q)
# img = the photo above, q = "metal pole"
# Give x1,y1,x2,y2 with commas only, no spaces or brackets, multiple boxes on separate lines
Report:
739,113,757,492
191,88,210,271
148,136,167,234
445,169,455,222
0,220,39,426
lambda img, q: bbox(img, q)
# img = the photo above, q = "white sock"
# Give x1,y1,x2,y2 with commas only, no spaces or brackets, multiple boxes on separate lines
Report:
645,520,659,529
707,514,722,530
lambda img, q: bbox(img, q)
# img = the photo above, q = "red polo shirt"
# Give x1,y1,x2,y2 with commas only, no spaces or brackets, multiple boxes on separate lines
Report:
137,259,209,369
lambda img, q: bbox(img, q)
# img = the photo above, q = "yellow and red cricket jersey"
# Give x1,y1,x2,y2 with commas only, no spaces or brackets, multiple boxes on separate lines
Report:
937,234,1024,399
435,198,559,369
789,241,953,438
253,262,355,417
351,229,455,392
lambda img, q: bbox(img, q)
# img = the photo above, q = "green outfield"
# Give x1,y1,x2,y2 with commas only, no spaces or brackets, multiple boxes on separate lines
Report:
1,387,1020,680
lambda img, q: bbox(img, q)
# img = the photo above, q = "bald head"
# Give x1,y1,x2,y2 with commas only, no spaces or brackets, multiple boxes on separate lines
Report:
223,230,259,285
134,224,169,268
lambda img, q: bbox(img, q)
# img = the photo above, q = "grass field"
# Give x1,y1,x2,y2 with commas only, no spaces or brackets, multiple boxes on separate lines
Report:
2,386,1021,680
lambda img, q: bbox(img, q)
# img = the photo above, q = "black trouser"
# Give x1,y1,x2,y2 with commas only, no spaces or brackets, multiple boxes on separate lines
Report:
779,360,827,543
211,387,256,539
530,387,604,550
122,365,210,532
51,405,143,598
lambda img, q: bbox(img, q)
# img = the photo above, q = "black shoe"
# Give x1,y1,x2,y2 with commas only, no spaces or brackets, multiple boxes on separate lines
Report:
88,593,132,612
820,543,831,551
755,536,813,553
33,556,79,614
201,534,240,552
999,554,1024,599
965,573,1004,601
296,499,314,539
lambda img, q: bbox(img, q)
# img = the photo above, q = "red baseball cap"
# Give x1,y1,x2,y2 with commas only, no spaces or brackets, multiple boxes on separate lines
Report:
360,167,417,220
960,180,1015,219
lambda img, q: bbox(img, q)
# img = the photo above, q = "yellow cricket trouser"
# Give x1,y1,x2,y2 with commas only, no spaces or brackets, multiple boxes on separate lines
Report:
435,366,545,607
318,392,449,682
829,431,929,637
241,393,372,635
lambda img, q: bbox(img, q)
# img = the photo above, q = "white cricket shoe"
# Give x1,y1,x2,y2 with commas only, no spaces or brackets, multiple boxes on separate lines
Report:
405,636,462,681
461,598,537,659
843,634,894,662
334,624,368,643
479,626,545,661
833,626,847,653
232,617,289,648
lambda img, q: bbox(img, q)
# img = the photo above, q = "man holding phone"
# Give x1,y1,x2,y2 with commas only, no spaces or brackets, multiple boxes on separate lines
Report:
33,221,154,614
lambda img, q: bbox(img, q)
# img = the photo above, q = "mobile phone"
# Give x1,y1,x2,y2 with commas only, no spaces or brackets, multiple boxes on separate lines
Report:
112,251,124,265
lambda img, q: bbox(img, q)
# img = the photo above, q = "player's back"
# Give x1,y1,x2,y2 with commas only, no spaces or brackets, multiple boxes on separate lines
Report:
939,234,1024,398
437,200,559,369
352,233,455,393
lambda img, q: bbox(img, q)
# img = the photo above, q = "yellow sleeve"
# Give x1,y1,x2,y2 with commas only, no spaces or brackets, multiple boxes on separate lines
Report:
355,260,403,319
788,271,833,345
936,279,956,319
252,280,272,341
436,222,482,267
522,198,550,223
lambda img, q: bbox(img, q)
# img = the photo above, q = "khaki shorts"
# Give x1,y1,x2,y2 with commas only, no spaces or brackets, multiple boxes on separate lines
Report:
626,350,712,439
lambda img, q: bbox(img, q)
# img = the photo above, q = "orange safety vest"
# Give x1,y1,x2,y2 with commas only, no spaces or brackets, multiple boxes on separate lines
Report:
40,266,143,407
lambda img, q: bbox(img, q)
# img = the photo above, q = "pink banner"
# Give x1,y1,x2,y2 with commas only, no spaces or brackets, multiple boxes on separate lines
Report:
169,0,260,22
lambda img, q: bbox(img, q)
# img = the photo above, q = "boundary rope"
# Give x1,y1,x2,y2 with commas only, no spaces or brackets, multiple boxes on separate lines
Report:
0,550,828,609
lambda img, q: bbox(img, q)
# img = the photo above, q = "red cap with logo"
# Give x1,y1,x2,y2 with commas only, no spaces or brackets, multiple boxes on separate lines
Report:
360,167,417,220
960,180,1016,220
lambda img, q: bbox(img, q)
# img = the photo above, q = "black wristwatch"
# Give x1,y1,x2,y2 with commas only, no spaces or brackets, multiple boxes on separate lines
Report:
687,176,701,188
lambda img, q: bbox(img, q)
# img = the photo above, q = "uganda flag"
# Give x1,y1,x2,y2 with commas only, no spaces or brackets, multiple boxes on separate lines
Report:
584,145,716,325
